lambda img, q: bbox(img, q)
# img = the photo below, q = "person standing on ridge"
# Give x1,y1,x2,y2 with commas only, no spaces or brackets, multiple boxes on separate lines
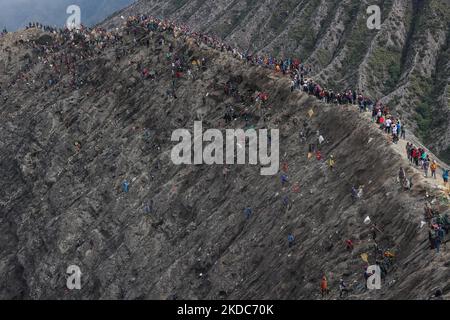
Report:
442,169,449,188
401,124,406,139
430,161,438,179
423,157,430,177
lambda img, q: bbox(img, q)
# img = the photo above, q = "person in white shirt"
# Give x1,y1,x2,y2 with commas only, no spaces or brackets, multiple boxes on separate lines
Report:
385,118,392,133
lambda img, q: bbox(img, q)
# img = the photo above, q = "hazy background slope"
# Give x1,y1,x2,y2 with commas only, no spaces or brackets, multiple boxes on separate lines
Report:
105,0,450,163
0,0,135,31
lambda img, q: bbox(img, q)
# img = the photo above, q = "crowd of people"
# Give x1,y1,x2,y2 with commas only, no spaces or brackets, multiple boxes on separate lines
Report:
425,202,450,254
2,23,130,94
25,22,59,33
406,142,449,184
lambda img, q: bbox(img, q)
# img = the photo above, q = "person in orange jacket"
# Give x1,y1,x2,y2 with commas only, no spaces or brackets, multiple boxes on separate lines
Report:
430,160,438,179
321,276,329,297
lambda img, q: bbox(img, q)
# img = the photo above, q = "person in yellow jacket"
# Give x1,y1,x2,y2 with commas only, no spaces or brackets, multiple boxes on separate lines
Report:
430,160,438,179
327,155,335,171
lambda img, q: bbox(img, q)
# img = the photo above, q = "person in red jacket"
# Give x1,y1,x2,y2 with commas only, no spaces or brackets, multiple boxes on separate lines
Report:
346,239,354,251
412,148,419,166
378,115,385,129
316,150,322,161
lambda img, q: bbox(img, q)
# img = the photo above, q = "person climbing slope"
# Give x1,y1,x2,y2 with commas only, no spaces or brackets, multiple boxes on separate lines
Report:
288,234,295,248
244,207,252,220
320,276,329,298
327,155,335,171
339,278,349,298
122,180,129,193
346,239,354,251
351,186,358,202
281,174,289,186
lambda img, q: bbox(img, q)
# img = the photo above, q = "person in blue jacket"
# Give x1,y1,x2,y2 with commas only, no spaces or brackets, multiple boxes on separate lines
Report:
122,180,129,193
244,207,252,220
288,234,295,247
442,169,449,187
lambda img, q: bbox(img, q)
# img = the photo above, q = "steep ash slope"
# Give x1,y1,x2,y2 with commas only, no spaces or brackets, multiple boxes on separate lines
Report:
106,0,450,163
0,26,449,300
